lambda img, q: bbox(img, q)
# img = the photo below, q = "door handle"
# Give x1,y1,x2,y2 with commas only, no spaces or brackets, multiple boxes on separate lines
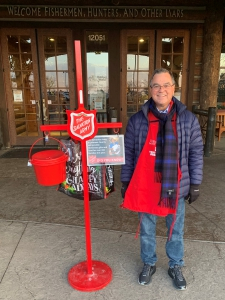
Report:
36,100,40,120
42,99,48,121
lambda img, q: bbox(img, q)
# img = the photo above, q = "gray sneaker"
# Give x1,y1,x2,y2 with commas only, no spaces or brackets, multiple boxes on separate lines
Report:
138,264,156,285
168,265,187,290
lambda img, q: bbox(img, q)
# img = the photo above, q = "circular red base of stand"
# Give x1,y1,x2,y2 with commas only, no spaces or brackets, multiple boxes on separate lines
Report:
68,260,112,292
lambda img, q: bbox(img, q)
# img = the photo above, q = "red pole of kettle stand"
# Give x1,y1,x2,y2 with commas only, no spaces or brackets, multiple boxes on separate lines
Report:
41,40,122,292
80,139,92,274
66,139,114,292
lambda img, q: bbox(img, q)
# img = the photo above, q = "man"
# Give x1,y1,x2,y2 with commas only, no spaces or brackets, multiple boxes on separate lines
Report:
120,68,203,290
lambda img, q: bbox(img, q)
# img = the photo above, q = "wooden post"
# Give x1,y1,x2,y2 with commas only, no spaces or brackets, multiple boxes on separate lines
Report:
204,107,217,157
199,3,224,109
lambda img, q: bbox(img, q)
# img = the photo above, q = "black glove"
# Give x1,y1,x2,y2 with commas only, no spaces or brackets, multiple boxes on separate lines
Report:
121,182,129,198
185,184,200,204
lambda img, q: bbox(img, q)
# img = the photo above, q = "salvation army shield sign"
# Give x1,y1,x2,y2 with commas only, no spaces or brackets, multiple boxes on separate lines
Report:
67,110,98,141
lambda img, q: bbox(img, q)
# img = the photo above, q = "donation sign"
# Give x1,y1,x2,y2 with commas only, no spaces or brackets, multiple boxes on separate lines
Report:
86,135,125,166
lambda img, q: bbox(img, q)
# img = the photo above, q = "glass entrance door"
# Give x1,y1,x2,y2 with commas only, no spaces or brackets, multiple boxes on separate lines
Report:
121,29,190,129
126,35,154,118
37,29,74,139
9,35,37,137
156,30,189,105
1,29,41,145
121,30,155,128
1,28,74,146
86,31,108,123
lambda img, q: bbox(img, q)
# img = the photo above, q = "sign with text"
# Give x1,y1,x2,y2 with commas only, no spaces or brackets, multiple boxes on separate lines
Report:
13,90,23,102
86,135,125,166
67,110,98,141
0,5,206,22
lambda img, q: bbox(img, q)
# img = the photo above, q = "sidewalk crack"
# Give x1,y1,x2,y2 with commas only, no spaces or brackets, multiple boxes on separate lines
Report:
0,222,28,284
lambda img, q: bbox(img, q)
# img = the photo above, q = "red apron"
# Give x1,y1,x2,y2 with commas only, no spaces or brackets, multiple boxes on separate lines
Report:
122,112,180,216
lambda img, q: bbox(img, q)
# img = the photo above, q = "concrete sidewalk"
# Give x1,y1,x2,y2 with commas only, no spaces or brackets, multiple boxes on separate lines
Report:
0,219,225,300
0,137,225,299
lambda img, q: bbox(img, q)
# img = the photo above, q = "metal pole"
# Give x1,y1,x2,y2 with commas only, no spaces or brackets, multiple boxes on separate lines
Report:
204,107,217,157
81,140,93,275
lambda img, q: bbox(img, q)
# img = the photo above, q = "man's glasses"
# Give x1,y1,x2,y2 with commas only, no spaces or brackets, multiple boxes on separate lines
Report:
150,83,174,91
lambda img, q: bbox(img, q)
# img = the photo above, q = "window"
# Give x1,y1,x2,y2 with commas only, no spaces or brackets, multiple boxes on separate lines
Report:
86,31,108,123
127,36,150,117
218,43,225,106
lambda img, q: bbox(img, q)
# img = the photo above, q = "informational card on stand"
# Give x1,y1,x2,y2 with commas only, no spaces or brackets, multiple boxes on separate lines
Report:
86,135,125,166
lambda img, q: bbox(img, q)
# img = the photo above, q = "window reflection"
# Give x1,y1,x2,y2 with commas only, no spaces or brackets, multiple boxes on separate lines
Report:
161,36,184,101
139,55,149,70
137,72,149,88
7,35,38,136
20,36,31,52
44,37,55,54
7,35,19,52
162,38,172,53
43,35,70,126
139,38,149,54
56,54,68,70
173,37,184,53
86,31,108,121
9,54,20,71
127,36,150,117
127,36,138,53
56,36,67,52
173,55,183,70
127,54,137,70
127,71,137,87
21,54,33,70
45,56,56,70
218,52,225,104
161,55,171,68
87,53,108,114
57,71,68,87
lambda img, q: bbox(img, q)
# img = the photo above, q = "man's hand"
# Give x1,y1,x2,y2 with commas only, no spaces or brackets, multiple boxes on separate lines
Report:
185,185,200,204
121,182,129,198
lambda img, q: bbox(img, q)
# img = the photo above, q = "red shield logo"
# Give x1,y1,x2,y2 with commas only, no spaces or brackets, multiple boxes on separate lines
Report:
67,110,97,141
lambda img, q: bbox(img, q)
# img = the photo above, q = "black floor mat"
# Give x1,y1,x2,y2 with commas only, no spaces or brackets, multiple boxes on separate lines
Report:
0,147,58,158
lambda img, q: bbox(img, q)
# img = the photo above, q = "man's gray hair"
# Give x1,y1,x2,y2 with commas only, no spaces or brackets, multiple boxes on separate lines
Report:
149,68,175,87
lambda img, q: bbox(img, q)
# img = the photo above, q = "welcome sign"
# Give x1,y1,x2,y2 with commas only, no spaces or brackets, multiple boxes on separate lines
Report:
0,5,206,22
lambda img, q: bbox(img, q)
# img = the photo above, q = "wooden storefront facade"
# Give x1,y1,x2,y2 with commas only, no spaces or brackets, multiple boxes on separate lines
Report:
0,1,224,147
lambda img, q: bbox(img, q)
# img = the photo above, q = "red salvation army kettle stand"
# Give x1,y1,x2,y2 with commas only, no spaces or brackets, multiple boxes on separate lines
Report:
32,40,122,292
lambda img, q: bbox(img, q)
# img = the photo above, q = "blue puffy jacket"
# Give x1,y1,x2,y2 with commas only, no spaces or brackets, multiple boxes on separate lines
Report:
121,97,204,199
